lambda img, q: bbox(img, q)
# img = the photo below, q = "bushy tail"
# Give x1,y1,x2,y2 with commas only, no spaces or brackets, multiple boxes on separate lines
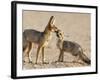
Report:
80,51,91,65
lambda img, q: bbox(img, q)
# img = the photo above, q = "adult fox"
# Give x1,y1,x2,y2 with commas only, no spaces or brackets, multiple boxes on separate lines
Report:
23,16,58,64
55,29,91,65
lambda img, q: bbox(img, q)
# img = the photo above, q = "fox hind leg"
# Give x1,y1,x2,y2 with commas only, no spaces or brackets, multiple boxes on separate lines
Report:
42,47,44,63
23,42,32,63
27,42,33,63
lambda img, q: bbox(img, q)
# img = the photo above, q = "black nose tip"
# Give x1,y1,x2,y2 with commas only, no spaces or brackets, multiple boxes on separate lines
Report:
56,33,59,38
55,31,57,32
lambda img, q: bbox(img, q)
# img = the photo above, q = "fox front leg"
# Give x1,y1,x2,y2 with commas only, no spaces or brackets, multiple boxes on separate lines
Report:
58,50,64,62
42,47,45,64
42,47,49,64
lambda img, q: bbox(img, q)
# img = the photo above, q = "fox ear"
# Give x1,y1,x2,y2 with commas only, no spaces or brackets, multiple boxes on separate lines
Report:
49,16,55,27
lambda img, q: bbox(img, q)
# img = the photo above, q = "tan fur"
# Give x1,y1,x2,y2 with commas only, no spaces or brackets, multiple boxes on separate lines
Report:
56,29,91,65
23,16,58,64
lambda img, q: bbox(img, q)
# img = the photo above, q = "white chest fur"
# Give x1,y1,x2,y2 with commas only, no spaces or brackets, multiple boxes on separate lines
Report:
43,32,52,47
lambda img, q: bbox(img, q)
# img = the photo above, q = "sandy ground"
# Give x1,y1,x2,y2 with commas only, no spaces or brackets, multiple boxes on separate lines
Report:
22,10,91,69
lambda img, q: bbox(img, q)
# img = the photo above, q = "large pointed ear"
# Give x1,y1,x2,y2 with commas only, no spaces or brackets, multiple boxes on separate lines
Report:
48,16,55,27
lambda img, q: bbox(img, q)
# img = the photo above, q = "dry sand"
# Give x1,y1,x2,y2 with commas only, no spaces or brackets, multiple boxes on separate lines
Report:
22,10,91,69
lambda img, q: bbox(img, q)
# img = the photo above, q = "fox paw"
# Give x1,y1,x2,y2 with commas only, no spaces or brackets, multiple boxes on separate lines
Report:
24,57,30,63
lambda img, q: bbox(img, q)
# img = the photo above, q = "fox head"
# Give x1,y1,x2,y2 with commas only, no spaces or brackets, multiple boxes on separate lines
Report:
56,29,64,40
44,16,59,33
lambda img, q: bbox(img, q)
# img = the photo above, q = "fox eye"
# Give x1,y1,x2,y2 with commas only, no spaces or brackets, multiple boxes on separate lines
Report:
59,33,62,35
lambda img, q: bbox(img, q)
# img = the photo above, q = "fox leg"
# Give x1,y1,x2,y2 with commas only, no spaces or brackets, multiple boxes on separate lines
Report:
42,47,45,64
60,50,64,62
23,42,31,63
42,47,48,64
35,46,42,64
23,42,29,55
72,52,80,63
58,50,62,62
29,43,34,62
58,50,64,62
23,46,28,54
61,51,64,62
27,42,33,63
